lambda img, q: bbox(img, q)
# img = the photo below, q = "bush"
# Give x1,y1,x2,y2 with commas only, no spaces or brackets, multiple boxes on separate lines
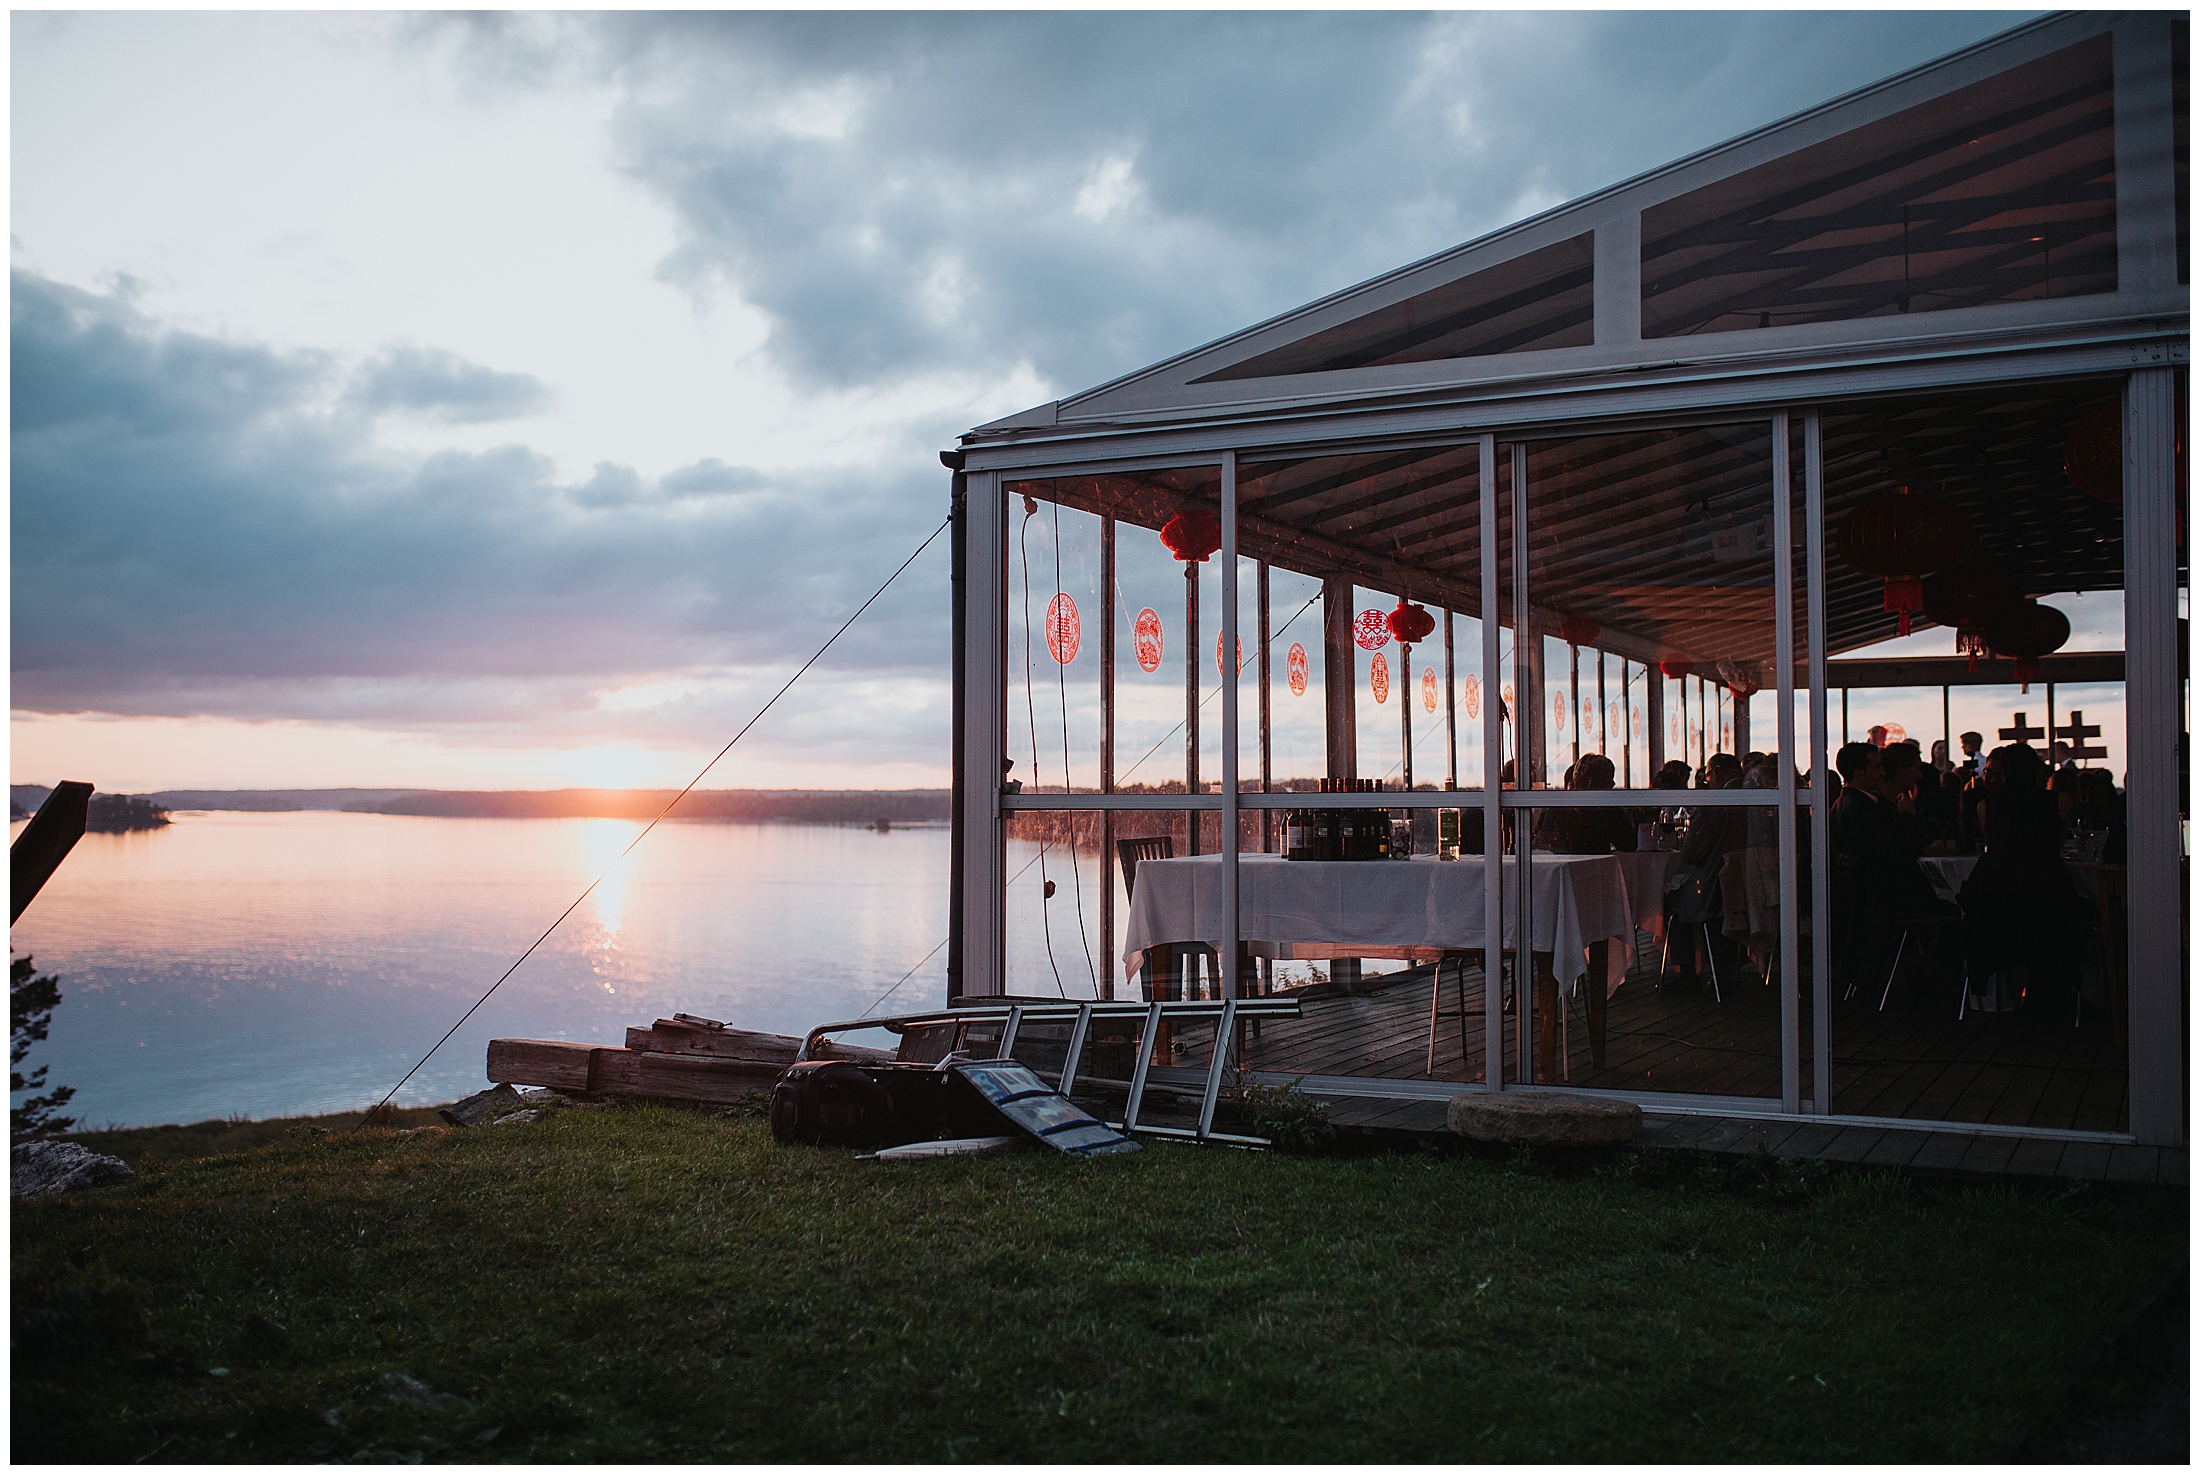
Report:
1234,1078,1336,1154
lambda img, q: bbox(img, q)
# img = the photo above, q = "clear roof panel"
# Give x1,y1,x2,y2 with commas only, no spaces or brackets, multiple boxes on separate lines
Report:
1641,35,2116,338
1193,232,1594,382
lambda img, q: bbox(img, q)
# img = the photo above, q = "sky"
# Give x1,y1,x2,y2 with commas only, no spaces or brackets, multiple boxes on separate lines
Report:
11,9,2036,793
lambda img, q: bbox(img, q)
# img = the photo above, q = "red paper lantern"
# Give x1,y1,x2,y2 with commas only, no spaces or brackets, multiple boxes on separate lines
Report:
1923,563,2019,672
2063,402,2121,504
1159,507,1221,563
1836,485,1967,637
1983,598,2071,693
1658,658,1692,680
1385,599,1436,645
1557,614,1600,648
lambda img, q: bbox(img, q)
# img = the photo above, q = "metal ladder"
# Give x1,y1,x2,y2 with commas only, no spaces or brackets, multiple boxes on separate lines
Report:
802,996,1303,1147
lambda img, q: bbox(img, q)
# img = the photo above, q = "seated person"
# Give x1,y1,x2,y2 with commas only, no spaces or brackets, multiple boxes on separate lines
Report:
1961,745,2088,994
1652,759,1692,791
1533,754,1636,854
1829,741,1953,989
2072,768,2126,863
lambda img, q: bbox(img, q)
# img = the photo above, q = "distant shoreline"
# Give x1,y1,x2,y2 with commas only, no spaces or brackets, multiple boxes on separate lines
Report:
10,785,951,826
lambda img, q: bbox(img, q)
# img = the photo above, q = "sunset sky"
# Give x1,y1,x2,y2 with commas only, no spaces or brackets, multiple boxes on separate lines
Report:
12,10,2029,793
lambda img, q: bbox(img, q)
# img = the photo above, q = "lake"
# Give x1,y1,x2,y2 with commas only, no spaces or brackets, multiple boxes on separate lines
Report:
8,810,960,1128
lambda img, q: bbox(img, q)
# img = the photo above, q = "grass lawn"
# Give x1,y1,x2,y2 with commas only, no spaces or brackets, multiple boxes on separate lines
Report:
13,1103,2184,1462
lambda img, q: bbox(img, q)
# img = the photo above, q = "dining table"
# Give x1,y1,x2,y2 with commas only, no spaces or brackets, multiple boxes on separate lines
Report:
1120,851,1663,1079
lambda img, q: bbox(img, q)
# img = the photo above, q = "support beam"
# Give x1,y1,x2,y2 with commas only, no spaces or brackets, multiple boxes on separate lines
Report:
1323,576,1357,781
2122,368,2182,1147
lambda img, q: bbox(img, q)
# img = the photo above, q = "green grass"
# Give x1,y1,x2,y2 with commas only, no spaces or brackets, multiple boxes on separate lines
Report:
13,1104,2184,1462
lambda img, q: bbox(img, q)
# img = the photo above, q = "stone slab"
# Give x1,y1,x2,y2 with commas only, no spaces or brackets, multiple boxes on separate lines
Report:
1448,1092,1642,1146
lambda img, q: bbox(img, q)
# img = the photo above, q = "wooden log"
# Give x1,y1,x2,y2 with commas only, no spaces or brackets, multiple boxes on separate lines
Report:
636,1052,782,1104
486,1039,597,1091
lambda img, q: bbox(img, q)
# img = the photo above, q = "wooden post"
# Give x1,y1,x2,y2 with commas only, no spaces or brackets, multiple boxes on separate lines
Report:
1322,575,1356,782
11,781,93,923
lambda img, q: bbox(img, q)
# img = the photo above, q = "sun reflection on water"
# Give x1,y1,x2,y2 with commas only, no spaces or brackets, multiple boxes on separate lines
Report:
581,818,647,943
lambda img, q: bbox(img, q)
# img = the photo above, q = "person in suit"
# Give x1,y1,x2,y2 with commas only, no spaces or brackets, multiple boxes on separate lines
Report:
1534,754,1636,855
1829,741,1953,993
1958,730,1986,776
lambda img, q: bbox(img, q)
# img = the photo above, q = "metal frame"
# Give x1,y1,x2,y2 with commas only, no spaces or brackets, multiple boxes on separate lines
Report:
803,998,1302,1147
957,12,2185,1145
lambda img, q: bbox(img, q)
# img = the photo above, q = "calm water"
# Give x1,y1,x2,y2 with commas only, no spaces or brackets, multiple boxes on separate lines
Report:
8,811,953,1127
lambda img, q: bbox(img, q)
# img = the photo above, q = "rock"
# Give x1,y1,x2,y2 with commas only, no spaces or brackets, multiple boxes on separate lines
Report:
489,1109,541,1127
1446,1092,1642,1146
12,1139,134,1198
516,1088,565,1106
438,1084,523,1127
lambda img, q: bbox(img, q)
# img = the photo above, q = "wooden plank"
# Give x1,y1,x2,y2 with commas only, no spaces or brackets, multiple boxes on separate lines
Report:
2104,1145,2163,1183
1820,1126,1888,1163
1906,1132,1977,1173
1768,1122,1846,1159
2003,1136,2069,1178
1861,1129,1928,1168
486,1038,601,1092
2054,1140,2114,1181
1954,1134,2021,1176
635,1052,781,1104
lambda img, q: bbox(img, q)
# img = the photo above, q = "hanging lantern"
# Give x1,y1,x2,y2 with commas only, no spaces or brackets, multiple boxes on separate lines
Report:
1158,507,1221,563
1385,598,1436,645
1658,657,1692,681
1712,659,1760,701
2063,401,2121,504
1557,614,1600,649
1923,563,2019,672
1984,599,2070,693
1835,484,1967,636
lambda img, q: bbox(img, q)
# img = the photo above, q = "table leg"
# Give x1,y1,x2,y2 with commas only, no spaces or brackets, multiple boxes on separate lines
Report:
1586,940,1608,1071
1534,951,1559,1082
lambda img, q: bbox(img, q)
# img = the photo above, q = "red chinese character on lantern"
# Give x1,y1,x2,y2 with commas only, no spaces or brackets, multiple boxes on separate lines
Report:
1354,609,1389,651
1045,593,1080,664
1133,608,1163,672
1370,652,1390,704
1286,642,1308,695
1463,674,1482,719
1421,667,1438,713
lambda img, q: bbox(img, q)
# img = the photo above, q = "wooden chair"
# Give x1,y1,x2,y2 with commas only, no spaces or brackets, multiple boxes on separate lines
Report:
1116,836,1216,1002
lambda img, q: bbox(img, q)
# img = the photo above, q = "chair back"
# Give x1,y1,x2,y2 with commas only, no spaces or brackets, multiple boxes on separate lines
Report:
1117,835,1174,898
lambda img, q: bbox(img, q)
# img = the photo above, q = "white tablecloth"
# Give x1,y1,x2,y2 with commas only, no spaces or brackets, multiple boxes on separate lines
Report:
1919,855,1977,901
1614,850,1683,939
1122,853,1638,995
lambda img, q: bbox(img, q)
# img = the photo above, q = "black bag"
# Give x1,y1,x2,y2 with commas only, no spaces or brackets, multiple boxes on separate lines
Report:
769,1061,896,1147
770,1060,1005,1149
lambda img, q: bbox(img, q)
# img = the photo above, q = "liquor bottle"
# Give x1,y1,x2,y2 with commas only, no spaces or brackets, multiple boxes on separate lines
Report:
1373,778,1392,859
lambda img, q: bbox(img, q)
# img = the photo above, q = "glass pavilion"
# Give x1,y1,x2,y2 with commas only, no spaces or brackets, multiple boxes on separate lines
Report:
941,13,2188,1148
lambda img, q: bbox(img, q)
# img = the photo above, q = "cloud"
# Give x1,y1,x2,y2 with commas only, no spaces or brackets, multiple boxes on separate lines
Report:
345,344,551,424
425,11,2027,396
10,269,953,752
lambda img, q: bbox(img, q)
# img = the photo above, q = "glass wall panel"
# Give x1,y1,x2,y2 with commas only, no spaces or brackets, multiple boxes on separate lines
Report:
1262,565,1329,790
1004,494,1102,795
1818,382,2130,1132
1520,423,1781,790
1511,799,1790,1098
1642,36,2114,337
1004,810,1108,1000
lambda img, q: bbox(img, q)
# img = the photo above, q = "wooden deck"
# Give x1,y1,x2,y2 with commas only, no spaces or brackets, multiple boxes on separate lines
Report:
1218,934,2131,1134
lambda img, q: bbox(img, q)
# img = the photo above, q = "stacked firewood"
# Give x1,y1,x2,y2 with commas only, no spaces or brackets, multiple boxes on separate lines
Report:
487,1014,890,1107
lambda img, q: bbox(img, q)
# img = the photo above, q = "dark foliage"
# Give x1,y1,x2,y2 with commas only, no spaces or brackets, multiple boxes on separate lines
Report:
12,953,77,1139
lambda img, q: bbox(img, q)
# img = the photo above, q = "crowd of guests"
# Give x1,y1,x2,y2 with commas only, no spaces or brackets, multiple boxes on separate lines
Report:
1525,730,2124,1011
